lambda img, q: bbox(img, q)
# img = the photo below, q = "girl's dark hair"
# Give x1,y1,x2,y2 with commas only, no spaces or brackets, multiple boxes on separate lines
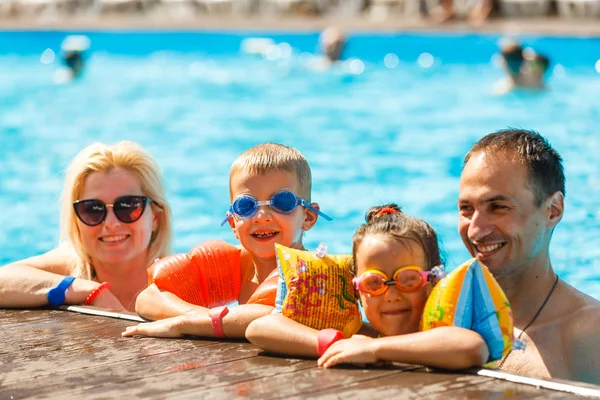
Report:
352,203,443,271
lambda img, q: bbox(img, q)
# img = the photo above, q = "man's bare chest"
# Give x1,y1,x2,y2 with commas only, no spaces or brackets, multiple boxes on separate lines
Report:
499,328,570,379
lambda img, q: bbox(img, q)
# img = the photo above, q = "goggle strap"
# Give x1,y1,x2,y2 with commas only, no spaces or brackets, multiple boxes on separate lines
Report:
428,265,447,283
220,207,233,227
301,200,333,221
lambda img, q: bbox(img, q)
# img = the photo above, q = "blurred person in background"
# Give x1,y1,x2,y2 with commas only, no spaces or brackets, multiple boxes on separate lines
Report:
320,27,346,64
522,52,551,90
495,41,551,94
494,41,524,94
54,35,90,84
430,0,493,25
307,27,347,71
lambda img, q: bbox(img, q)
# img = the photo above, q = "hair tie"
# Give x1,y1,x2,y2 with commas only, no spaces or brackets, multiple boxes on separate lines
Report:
377,207,398,216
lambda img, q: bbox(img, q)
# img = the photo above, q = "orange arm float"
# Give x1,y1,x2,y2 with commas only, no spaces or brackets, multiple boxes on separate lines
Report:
246,269,279,306
149,240,242,308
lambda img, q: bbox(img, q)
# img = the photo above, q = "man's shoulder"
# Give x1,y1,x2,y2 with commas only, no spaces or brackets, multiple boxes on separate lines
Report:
559,285,600,384
563,280,600,308
559,282,600,332
566,302,600,331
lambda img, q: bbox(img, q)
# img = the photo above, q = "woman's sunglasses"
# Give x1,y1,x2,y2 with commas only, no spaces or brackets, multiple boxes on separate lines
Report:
73,195,151,227
353,266,433,296
220,190,332,226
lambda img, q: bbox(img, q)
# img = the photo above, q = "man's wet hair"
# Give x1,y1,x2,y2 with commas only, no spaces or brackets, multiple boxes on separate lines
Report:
464,128,565,206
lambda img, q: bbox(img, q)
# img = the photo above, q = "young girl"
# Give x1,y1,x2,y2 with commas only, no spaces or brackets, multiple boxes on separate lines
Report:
246,204,489,370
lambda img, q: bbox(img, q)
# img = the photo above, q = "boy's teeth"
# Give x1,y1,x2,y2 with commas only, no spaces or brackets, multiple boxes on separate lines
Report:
478,243,503,252
101,235,127,243
254,232,276,238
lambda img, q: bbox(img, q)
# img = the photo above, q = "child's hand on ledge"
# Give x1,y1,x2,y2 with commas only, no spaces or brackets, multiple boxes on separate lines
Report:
122,315,188,338
318,334,378,368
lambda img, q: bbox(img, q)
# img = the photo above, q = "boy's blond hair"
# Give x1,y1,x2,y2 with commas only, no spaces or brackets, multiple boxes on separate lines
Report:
60,141,172,279
230,143,312,201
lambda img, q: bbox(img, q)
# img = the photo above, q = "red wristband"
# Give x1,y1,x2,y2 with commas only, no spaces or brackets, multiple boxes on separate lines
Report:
84,282,110,305
208,306,229,338
317,329,344,356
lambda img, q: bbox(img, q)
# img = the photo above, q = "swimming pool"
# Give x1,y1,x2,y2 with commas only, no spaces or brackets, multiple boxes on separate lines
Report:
1,31,599,300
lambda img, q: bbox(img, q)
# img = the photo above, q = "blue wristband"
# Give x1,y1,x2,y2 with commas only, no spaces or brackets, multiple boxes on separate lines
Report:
47,276,76,307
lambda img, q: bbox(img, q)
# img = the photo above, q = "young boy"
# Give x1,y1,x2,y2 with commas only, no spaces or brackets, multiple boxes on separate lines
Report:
123,143,331,339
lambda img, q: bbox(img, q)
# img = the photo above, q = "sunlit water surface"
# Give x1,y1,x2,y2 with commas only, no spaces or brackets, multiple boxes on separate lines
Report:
1,31,599,300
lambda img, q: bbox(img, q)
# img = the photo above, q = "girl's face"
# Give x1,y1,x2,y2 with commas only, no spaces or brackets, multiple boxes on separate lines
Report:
355,234,430,337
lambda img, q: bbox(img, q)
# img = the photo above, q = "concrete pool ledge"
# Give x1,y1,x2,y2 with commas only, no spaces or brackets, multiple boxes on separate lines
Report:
0,15,600,37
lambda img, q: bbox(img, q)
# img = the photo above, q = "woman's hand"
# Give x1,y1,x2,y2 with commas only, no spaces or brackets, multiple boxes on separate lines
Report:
122,315,186,338
89,289,127,311
317,334,379,368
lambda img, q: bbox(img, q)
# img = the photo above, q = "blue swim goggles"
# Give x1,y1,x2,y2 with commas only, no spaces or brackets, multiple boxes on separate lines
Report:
221,190,332,226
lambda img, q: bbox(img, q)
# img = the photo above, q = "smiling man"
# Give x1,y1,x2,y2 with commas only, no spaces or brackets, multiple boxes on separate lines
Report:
458,128,600,384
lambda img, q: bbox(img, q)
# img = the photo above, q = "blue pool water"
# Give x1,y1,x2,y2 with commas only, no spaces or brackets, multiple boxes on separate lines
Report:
1,31,599,300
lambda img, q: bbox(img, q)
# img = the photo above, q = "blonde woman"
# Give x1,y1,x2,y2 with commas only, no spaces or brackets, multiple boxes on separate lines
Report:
0,141,172,312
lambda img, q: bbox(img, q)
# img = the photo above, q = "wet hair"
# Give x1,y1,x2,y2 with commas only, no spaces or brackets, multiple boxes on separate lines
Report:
63,51,85,77
464,128,565,206
63,51,82,69
501,43,524,74
60,141,172,279
230,142,312,201
530,53,550,73
352,203,443,271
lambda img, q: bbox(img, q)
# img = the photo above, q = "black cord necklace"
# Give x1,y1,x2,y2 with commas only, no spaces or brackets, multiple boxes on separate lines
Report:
496,273,560,370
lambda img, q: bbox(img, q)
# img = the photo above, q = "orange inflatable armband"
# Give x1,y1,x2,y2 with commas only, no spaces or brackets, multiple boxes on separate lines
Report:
150,240,242,308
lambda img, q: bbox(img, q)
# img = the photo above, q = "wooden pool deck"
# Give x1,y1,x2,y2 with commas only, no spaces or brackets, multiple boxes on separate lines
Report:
2,308,600,399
